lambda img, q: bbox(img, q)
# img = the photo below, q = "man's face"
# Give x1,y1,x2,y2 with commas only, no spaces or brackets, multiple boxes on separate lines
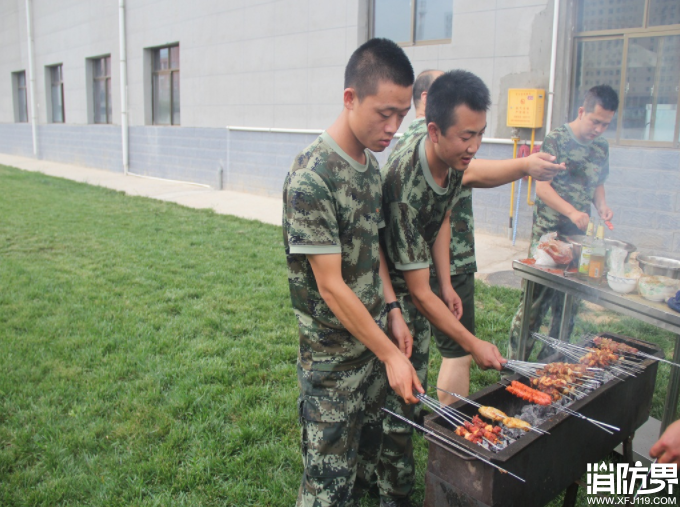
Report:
429,104,486,171
347,80,412,152
577,104,616,142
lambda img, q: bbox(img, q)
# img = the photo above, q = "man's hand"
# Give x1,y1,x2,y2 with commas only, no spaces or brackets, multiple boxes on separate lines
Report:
523,152,566,181
387,309,413,358
568,210,590,230
469,339,506,371
651,419,680,465
384,350,424,404
597,204,613,221
440,282,463,320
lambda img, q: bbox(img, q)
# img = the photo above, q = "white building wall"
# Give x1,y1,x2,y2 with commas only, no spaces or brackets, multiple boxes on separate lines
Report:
123,0,362,129
0,0,27,124
1,0,554,134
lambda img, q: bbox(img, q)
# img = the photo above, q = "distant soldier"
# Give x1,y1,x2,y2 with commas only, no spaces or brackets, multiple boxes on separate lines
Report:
508,84,619,359
282,38,423,507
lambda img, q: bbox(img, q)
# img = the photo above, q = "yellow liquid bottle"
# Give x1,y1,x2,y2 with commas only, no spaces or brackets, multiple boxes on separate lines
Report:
588,224,606,279
578,221,595,275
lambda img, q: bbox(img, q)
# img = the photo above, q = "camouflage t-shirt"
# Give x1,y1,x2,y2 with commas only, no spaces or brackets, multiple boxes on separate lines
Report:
449,186,476,275
392,116,427,153
381,129,463,296
398,119,477,276
531,123,609,246
283,132,386,371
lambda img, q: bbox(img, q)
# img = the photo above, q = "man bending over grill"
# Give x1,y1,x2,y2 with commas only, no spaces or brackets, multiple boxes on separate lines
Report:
378,70,564,506
508,84,619,360
283,38,425,507
401,70,566,405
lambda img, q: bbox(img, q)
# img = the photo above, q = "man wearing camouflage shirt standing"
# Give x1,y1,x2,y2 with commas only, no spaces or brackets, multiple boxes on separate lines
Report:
508,84,619,360
400,70,566,405
378,70,509,507
377,70,567,506
283,38,424,507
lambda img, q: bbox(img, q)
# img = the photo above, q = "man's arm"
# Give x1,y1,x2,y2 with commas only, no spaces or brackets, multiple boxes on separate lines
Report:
402,267,505,370
651,419,680,465
592,184,613,221
308,253,423,403
462,152,566,189
431,212,462,319
379,245,413,358
535,180,590,231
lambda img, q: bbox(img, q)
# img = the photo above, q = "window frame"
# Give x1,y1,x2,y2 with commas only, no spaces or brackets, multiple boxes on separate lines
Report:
91,55,112,125
571,1,680,148
12,71,28,123
371,0,452,47
151,44,180,126
47,64,65,124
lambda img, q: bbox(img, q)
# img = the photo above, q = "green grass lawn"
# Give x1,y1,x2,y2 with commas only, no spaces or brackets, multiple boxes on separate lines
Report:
1,165,677,506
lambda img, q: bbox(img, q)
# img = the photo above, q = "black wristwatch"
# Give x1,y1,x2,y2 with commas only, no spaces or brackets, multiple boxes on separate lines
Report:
386,301,402,313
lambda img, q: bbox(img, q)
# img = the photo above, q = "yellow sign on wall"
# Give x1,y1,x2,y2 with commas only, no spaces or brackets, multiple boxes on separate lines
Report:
507,88,545,128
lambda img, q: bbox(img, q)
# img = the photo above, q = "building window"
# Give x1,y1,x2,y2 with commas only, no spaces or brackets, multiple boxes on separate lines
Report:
92,56,111,124
12,71,28,123
571,0,680,146
152,45,180,125
373,0,452,46
48,64,65,123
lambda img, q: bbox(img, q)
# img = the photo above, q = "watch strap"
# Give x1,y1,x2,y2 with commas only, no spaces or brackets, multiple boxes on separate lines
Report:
386,301,402,312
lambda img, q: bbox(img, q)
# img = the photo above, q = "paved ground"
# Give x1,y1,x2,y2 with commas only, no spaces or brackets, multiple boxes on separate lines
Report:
0,153,530,283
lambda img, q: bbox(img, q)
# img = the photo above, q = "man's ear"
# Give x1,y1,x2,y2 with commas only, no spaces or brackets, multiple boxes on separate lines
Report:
427,122,440,144
343,88,357,110
577,106,585,119
421,91,428,109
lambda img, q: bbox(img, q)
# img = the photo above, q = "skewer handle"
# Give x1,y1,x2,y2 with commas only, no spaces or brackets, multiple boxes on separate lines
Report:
381,408,526,482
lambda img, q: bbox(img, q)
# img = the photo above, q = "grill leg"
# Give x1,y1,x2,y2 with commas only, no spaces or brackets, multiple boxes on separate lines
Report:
622,434,634,464
517,280,535,361
562,482,579,507
558,293,574,343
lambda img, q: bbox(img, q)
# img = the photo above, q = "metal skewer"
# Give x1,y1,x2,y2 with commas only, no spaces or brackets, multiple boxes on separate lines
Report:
381,408,526,483
553,405,619,434
502,362,595,399
435,387,549,435
428,397,516,443
416,394,506,450
534,334,640,377
503,362,593,395
636,351,680,369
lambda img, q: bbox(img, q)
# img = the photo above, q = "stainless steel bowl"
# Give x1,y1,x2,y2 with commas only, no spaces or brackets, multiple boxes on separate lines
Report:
637,255,680,280
562,235,636,264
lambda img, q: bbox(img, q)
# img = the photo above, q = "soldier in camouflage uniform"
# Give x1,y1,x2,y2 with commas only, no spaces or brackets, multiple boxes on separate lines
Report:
283,39,424,507
508,85,619,360
378,70,507,507
402,71,566,406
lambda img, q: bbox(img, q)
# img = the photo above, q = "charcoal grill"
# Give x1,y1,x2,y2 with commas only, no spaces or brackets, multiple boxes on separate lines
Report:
423,332,663,507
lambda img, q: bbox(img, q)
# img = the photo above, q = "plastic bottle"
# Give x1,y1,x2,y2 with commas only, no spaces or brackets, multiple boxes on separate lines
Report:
588,223,606,279
578,220,595,275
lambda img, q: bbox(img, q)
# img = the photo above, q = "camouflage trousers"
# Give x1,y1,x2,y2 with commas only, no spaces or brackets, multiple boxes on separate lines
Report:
296,357,387,507
507,282,576,360
377,292,431,502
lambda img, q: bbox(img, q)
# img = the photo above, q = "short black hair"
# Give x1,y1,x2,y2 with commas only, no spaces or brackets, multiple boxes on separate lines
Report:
344,38,414,100
425,70,491,134
413,70,441,108
584,85,619,113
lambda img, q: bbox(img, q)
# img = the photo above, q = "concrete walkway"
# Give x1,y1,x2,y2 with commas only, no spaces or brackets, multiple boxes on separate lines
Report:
0,153,529,277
